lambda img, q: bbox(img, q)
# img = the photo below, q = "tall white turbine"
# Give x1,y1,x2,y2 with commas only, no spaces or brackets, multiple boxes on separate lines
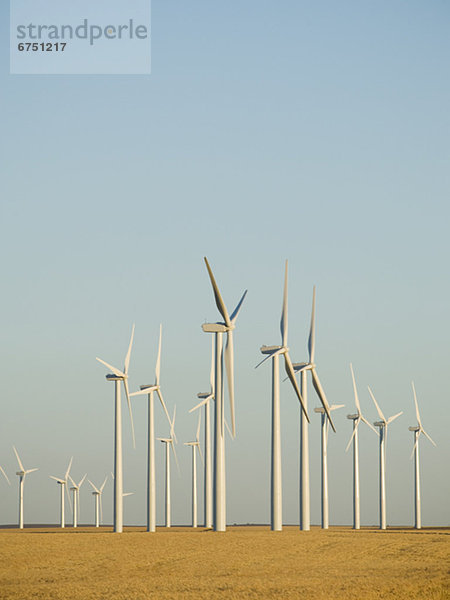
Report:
314,404,344,529
96,324,136,533
69,473,86,528
158,407,178,528
345,364,378,530
185,412,204,528
88,477,107,528
292,286,335,531
368,387,402,530
130,325,172,533
202,257,247,532
257,260,309,532
409,382,436,530
13,447,37,529
49,457,73,528
189,337,214,528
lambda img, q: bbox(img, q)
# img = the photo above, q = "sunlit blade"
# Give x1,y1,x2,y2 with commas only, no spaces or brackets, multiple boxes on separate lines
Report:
311,368,335,432
157,388,172,427
78,474,87,488
155,324,162,385
171,440,180,473
68,474,76,487
345,419,360,453
411,381,422,427
368,386,385,422
422,428,437,447
123,323,135,375
130,386,157,397
100,476,108,492
361,415,379,435
170,405,178,444
50,476,64,483
88,479,100,494
204,257,231,326
123,492,134,497
387,411,402,425
255,347,284,369
0,466,10,485
189,395,211,413
96,358,125,378
196,412,201,442
209,336,215,391
65,456,73,481
350,363,361,413
308,286,316,363
65,481,72,512
280,260,288,347
410,432,420,460
284,352,309,422
230,290,248,324
123,379,136,449
197,443,204,466
13,446,25,472
224,418,233,440
224,330,236,438
330,404,345,410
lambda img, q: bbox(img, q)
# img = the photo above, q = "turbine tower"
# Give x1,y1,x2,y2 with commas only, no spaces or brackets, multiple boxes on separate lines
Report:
185,412,204,528
256,260,309,531
345,364,378,530
130,325,171,533
49,457,73,528
202,257,247,532
69,473,86,528
314,404,344,529
368,387,402,530
409,382,436,529
88,477,107,527
292,286,335,531
158,407,178,528
13,447,37,529
189,337,214,528
96,324,136,533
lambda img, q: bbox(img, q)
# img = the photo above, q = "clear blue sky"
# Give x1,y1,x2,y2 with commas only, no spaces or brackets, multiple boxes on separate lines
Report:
0,0,448,527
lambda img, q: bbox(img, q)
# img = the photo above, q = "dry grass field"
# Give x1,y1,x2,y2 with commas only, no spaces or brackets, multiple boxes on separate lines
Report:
0,525,448,599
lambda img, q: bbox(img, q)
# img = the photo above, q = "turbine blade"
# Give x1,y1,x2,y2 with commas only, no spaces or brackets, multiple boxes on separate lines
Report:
68,474,76,487
170,405,178,444
368,386,385,422
410,433,420,460
49,476,64,483
308,286,316,363
224,418,233,440
65,481,72,512
123,378,136,449
100,476,108,492
284,352,309,422
189,395,211,413
96,358,125,378
197,443,204,467
171,440,180,473
88,479,100,494
78,474,87,488
412,382,422,428
311,368,335,432
155,324,162,385
204,257,231,326
157,388,172,426
13,446,24,472
350,363,361,413
123,323,135,375
280,260,288,347
65,457,73,481
387,411,403,425
130,386,157,397
224,329,236,438
196,412,201,442
345,420,359,453
361,415,379,435
0,466,10,485
422,428,437,447
230,290,248,324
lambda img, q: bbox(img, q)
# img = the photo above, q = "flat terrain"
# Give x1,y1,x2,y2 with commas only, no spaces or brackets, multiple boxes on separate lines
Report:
0,526,448,599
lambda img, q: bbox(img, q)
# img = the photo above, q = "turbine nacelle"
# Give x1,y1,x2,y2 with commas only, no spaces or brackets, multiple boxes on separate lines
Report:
293,362,314,372
347,413,359,420
374,421,385,428
106,374,125,382
409,426,420,432
202,323,230,333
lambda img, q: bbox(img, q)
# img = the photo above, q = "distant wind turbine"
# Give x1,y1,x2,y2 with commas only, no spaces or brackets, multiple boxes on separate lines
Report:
202,257,247,532
368,387,402,530
130,325,172,533
185,412,204,528
96,324,136,533
69,473,87,528
49,457,73,528
13,446,37,529
158,406,178,528
256,260,309,531
345,364,378,530
88,477,107,527
409,382,436,529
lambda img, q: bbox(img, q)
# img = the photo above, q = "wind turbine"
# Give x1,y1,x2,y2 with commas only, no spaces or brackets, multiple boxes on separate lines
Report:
69,473,86,528
368,387,402,530
345,364,378,530
409,382,436,529
96,324,136,533
158,406,178,528
256,260,309,531
129,324,171,533
49,457,73,528
290,286,335,531
185,412,204,528
88,477,107,528
314,404,344,529
13,447,37,529
189,336,214,528
202,257,247,532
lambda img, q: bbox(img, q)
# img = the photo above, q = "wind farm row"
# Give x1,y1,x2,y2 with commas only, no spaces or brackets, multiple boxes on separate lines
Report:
0,258,436,532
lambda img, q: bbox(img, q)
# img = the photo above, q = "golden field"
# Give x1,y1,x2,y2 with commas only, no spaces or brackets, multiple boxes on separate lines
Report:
0,526,448,599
